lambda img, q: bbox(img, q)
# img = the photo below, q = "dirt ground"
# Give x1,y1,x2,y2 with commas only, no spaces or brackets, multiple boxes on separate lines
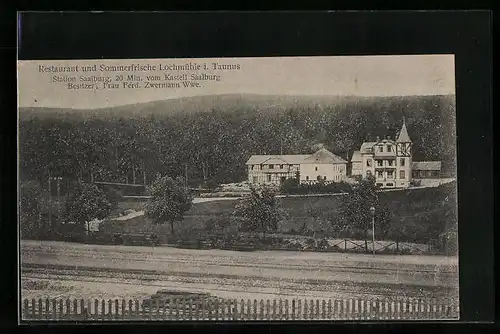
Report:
21,240,459,303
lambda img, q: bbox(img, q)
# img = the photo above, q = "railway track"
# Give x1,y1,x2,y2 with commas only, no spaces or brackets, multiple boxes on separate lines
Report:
21,263,458,302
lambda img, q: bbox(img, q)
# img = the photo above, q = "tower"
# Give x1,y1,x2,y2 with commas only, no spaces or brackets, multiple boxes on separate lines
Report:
396,117,412,187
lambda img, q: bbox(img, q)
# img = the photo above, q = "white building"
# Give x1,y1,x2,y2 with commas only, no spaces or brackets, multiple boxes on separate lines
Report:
246,148,348,186
350,118,413,188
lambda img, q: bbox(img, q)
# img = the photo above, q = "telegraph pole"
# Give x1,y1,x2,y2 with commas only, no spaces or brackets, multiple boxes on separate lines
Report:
56,177,61,224
48,174,52,230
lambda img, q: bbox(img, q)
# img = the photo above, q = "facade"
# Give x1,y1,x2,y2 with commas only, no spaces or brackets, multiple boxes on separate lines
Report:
412,161,442,179
246,148,348,186
350,119,413,188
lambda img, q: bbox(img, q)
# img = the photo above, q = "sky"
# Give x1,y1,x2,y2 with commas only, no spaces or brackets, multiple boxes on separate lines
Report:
17,55,455,109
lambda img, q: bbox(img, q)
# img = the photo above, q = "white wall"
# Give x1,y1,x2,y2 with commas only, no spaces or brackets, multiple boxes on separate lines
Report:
299,163,347,183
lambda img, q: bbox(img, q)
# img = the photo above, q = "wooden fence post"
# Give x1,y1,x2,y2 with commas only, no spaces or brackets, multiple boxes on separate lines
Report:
285,299,289,320
327,299,332,320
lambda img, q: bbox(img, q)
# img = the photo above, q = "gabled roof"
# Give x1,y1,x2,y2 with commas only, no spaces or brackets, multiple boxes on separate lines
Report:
303,148,348,164
246,148,347,165
246,154,310,165
412,161,442,171
397,118,412,142
351,150,362,162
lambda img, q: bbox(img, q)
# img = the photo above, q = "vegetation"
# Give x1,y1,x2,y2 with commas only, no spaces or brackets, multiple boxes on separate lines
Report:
145,175,193,235
63,182,112,229
20,180,44,237
19,94,456,189
339,175,392,249
232,185,286,238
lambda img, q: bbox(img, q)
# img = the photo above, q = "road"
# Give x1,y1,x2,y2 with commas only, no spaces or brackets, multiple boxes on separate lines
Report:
21,240,459,303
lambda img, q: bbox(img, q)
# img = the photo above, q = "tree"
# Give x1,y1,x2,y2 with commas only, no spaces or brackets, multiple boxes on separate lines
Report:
145,175,193,235
232,184,286,238
340,175,391,250
20,180,44,237
64,182,112,232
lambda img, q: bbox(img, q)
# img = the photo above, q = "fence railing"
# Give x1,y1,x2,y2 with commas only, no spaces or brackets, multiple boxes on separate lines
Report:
22,297,459,321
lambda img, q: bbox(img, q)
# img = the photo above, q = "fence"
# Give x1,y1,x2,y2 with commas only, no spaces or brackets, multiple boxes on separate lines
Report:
22,297,459,321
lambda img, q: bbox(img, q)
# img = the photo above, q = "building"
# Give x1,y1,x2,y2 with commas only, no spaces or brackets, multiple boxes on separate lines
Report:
246,148,348,186
350,118,413,189
412,161,442,179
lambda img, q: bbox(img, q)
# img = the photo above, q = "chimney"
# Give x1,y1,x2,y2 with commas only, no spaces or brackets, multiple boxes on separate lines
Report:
386,135,391,140
376,136,380,142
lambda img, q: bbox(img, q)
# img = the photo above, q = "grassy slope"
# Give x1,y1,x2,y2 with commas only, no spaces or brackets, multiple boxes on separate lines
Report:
103,183,456,240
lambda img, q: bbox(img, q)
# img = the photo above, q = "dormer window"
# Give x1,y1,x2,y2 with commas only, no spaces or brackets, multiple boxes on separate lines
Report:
379,146,383,152
387,145,392,152
269,164,274,169
315,166,318,171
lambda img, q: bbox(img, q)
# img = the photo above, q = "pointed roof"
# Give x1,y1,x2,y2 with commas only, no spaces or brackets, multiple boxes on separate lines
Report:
397,117,412,142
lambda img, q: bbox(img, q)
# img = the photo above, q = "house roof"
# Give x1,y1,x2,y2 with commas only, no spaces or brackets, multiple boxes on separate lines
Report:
351,150,362,162
303,148,348,164
412,161,442,171
246,154,310,165
246,148,347,165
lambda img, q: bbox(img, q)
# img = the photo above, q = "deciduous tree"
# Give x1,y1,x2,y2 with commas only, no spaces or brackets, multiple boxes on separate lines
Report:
64,182,112,231
145,175,193,235
232,184,286,238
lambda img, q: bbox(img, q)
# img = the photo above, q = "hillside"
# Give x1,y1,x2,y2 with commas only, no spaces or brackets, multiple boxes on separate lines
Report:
19,93,457,185
19,94,359,120
102,181,457,245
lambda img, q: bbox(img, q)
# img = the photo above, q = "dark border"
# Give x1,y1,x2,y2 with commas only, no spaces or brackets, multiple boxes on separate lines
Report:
7,10,495,329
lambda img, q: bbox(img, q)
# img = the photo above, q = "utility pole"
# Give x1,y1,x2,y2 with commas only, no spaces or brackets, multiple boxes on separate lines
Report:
56,177,61,224
48,174,52,230
142,160,146,185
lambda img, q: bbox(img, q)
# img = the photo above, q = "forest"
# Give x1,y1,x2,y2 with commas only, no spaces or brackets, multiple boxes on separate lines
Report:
19,94,457,191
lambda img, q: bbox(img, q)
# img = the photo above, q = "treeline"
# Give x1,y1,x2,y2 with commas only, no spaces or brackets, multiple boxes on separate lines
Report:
19,95,456,189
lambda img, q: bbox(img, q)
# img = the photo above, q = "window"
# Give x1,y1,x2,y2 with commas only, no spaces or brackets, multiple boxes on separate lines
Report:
388,160,393,166
315,166,318,171
269,164,274,169
253,176,258,183
317,175,321,181
323,176,327,180
251,165,254,170
387,145,392,152
280,164,284,169
400,158,405,166
379,146,383,152
366,159,372,167
378,171,383,178
377,160,383,167
387,171,394,178
386,183,394,187
400,170,405,179
366,170,372,177
267,174,272,182
306,176,309,181
260,164,263,170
